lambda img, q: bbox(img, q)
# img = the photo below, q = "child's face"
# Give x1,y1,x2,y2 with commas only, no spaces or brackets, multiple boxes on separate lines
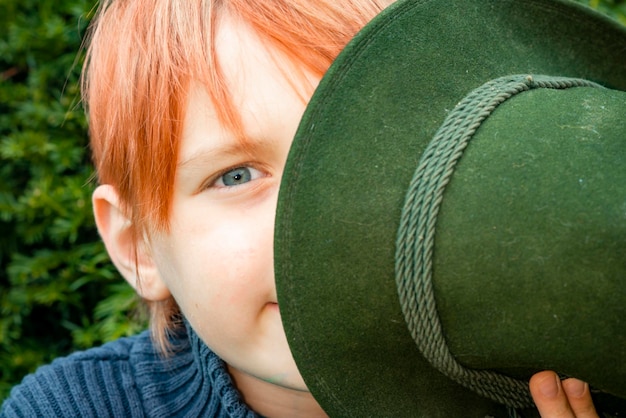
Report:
147,17,318,390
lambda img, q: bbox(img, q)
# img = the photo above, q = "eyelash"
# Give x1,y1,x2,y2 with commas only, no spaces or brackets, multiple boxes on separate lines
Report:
208,165,265,189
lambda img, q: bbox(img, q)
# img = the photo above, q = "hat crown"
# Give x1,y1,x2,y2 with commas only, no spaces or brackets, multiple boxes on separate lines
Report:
397,74,626,408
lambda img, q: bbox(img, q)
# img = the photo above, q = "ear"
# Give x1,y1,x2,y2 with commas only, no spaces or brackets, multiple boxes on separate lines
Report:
92,185,171,302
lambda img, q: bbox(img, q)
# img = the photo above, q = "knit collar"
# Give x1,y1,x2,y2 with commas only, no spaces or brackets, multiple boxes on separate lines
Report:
183,320,259,417
135,320,259,416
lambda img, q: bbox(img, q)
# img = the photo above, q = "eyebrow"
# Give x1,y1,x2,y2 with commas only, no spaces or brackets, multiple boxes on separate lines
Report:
177,143,241,168
176,138,274,169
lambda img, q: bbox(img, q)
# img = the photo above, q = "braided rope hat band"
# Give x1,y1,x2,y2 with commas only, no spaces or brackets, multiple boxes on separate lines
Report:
395,75,602,410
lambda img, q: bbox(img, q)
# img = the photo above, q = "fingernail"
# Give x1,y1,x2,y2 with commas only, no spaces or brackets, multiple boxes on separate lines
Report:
563,379,586,398
539,374,560,398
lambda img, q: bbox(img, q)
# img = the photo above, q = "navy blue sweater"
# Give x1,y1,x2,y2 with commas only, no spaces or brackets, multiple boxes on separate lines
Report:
1,325,259,417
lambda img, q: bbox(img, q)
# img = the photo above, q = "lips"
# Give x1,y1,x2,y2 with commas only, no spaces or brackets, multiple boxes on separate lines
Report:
266,302,280,311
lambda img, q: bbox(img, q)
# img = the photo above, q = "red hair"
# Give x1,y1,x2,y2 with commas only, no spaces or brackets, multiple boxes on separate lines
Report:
83,0,392,348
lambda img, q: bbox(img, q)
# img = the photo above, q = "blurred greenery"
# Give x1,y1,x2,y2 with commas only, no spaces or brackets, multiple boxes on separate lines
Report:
0,0,624,402
0,0,147,400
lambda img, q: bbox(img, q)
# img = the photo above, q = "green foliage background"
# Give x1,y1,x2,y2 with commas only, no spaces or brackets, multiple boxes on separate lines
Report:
0,0,625,401
0,0,146,399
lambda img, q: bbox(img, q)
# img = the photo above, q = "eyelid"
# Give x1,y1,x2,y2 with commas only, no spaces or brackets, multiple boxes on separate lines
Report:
204,163,267,190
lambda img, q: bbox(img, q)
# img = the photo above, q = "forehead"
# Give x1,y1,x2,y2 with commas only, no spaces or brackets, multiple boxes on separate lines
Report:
179,15,317,161
213,14,313,108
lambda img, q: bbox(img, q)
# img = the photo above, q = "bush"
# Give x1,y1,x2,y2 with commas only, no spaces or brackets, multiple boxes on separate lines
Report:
0,0,624,402
0,0,146,400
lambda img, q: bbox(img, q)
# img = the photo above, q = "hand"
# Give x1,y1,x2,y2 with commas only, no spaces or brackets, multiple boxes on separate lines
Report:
529,370,598,418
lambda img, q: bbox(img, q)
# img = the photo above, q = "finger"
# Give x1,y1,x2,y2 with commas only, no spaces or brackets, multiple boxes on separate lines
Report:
529,370,574,418
561,378,599,418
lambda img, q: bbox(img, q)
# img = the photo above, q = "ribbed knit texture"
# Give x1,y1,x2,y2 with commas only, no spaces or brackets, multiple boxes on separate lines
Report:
0,324,259,417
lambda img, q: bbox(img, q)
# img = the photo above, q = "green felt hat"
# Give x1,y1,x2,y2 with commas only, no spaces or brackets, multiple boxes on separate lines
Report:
274,0,626,416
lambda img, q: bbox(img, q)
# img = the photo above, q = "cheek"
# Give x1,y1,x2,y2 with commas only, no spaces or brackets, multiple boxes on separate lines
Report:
203,219,272,283
154,219,274,312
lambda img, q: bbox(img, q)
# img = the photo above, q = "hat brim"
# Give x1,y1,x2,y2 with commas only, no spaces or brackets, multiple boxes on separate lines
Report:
274,0,626,416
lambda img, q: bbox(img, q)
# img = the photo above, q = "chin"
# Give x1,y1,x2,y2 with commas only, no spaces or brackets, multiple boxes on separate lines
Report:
258,356,308,391
274,372,309,392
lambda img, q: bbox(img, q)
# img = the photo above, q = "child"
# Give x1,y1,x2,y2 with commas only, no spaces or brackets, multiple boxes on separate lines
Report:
1,0,598,416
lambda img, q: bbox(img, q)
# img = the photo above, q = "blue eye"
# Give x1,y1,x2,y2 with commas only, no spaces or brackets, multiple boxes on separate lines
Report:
216,166,261,187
